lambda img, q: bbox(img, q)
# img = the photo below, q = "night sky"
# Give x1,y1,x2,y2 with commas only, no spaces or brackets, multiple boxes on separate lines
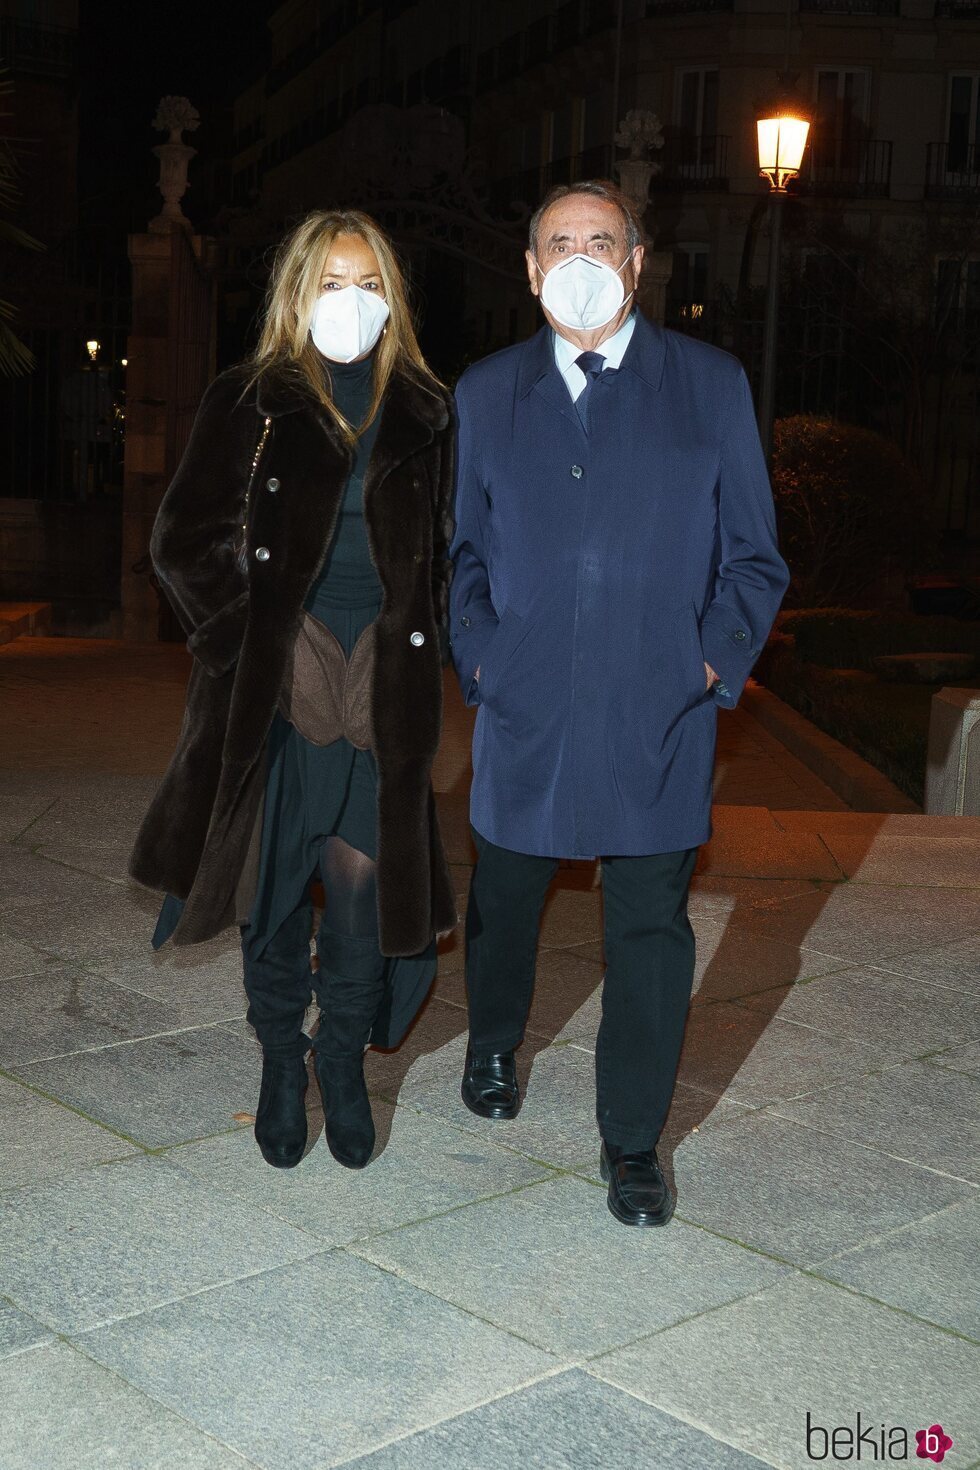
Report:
78,0,274,237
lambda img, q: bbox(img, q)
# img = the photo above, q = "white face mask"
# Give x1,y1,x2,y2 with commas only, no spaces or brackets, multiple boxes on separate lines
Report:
537,253,634,332
310,285,390,363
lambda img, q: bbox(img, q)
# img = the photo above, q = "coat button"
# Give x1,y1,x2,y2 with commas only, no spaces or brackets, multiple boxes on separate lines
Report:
266,477,280,492
461,616,471,628
734,629,747,641
255,546,270,562
410,631,425,647
570,464,583,479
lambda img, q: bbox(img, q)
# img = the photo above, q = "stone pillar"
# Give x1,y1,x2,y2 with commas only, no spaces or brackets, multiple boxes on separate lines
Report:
925,688,980,816
120,230,172,643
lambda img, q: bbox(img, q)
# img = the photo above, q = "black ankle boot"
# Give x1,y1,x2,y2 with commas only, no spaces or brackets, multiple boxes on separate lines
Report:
313,1049,375,1168
254,1053,309,1169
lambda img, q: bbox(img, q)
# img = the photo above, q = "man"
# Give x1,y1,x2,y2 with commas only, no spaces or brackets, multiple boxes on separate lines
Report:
449,180,789,1227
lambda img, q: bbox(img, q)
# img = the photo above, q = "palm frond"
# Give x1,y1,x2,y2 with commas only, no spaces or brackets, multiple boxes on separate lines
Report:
0,301,36,375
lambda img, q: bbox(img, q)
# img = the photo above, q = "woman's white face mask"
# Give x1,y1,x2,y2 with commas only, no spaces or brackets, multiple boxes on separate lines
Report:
536,252,634,332
310,285,390,363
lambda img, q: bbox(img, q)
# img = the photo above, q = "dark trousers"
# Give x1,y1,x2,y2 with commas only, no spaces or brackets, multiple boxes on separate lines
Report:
465,828,698,1152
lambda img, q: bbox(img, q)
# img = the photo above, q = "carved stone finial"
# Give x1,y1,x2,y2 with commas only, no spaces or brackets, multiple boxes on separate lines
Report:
149,96,199,232
152,95,201,145
614,109,665,163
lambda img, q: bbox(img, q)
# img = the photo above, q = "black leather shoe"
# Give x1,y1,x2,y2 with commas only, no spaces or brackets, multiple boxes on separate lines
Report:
314,1050,375,1169
254,1054,309,1169
461,1048,519,1119
600,1143,675,1227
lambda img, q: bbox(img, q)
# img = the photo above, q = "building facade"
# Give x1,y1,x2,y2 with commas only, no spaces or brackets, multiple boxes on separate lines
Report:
223,0,980,533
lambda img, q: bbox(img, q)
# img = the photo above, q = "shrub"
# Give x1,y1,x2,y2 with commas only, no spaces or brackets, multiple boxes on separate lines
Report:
771,416,936,608
775,607,980,670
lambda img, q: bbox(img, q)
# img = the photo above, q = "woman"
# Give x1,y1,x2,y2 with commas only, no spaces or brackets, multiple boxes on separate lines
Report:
130,209,457,1172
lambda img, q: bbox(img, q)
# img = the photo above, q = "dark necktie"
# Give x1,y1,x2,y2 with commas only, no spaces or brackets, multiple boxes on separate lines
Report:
574,350,605,430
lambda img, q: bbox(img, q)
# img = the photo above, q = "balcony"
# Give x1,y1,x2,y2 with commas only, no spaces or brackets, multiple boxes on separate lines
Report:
542,144,615,189
477,1,618,93
652,134,729,191
0,19,76,77
926,142,980,197
935,0,980,13
790,136,892,198
799,0,899,11
645,0,733,13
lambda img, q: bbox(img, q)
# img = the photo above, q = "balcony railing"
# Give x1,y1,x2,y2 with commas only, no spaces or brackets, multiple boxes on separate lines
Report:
799,0,899,11
477,0,618,92
926,142,980,197
542,144,615,189
935,0,980,14
652,134,729,191
0,19,76,76
790,136,892,197
645,0,733,13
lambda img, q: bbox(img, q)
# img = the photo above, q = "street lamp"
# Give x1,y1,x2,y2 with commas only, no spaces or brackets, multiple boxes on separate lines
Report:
756,88,810,465
85,338,100,363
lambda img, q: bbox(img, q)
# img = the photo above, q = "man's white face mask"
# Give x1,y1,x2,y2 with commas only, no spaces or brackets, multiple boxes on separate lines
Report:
310,285,390,363
536,252,634,332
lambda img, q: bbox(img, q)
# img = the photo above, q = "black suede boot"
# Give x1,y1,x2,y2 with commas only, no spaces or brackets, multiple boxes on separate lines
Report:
254,1052,309,1169
313,933,386,1170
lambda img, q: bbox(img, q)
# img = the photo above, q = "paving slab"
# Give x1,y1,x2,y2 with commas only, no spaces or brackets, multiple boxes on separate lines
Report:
81,1252,554,1470
686,875,829,919
926,1039,980,1077
355,1174,790,1358
696,824,844,881
0,966,188,1066
771,1058,980,1183
0,1070,137,1190
664,1108,974,1267
736,965,980,1059
0,1340,256,1470
716,881,980,968
0,933,56,981
0,1301,53,1361
97,932,250,1026
814,1194,980,1340
816,832,980,888
593,1273,980,1470
676,999,884,1107
344,1368,776,1470
173,1100,550,1245
0,1154,320,1334
13,1022,264,1148
874,933,980,997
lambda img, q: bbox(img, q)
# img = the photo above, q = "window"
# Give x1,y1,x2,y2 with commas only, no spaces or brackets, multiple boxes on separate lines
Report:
676,68,719,140
668,244,709,326
813,69,870,178
935,257,980,329
947,75,980,172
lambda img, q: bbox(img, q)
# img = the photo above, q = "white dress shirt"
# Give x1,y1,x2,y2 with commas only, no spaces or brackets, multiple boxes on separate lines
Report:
553,311,637,402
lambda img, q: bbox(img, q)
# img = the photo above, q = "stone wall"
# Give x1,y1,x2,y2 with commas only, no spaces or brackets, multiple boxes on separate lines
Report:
0,496,122,636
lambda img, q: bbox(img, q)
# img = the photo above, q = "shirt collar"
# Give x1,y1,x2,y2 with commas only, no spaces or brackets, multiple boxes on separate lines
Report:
552,311,637,374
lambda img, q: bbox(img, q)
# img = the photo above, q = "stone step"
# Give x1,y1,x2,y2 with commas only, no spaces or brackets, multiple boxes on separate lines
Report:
0,601,53,646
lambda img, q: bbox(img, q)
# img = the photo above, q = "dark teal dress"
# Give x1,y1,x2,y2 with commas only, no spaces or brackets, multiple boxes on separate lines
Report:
154,357,438,1040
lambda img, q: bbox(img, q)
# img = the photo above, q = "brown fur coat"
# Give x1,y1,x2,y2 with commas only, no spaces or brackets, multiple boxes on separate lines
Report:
129,363,458,956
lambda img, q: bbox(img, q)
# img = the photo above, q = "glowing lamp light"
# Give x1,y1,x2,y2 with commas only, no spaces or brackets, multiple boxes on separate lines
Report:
121,357,128,367
757,112,810,191
85,338,100,362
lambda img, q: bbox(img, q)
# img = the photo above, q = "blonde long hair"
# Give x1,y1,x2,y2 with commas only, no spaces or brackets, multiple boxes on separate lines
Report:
249,209,440,442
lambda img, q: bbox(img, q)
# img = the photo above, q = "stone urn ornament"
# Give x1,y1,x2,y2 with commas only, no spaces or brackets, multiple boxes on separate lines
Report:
614,109,664,211
149,95,200,232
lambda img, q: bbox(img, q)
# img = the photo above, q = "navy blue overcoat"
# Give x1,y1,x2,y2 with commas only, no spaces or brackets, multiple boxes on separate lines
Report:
449,312,790,858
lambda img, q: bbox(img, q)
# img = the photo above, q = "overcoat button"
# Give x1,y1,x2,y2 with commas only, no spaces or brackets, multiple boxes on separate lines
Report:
410,631,425,647
461,616,471,628
266,477,280,492
734,629,747,641
255,546,271,562
570,464,583,479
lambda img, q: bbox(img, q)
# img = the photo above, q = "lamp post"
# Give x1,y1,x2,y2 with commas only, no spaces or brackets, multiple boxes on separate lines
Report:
756,94,810,464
